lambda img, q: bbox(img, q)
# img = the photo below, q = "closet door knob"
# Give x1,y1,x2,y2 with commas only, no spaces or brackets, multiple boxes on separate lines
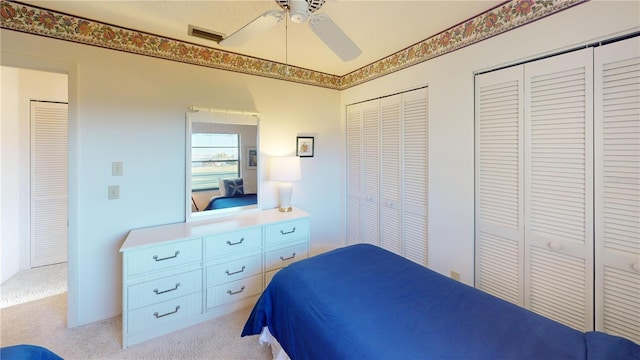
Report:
546,242,561,250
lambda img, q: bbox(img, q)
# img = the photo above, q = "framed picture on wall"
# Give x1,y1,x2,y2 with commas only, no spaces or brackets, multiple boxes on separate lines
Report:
246,147,257,169
296,136,314,157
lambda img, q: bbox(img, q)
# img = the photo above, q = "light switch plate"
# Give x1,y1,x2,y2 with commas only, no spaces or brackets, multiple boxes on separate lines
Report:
112,161,123,176
108,185,120,200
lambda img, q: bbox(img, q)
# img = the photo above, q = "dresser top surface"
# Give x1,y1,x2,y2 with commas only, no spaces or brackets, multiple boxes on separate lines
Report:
120,208,309,252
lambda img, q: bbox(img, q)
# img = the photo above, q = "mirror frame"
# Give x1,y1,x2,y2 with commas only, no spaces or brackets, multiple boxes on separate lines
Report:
186,110,260,222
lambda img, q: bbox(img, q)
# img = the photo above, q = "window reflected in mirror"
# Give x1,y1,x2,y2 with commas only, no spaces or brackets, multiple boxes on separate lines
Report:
191,133,240,194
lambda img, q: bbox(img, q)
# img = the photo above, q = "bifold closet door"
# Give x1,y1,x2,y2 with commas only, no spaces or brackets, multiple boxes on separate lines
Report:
346,88,428,261
594,36,640,343
346,99,380,246
346,103,363,245
380,95,402,254
523,48,594,331
401,88,429,266
361,100,381,246
475,66,525,306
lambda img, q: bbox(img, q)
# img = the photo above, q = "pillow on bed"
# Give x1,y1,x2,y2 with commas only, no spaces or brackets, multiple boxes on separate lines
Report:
223,178,244,197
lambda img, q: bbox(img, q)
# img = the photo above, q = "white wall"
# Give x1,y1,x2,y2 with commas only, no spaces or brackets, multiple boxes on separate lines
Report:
341,0,640,284
1,31,343,326
1,66,20,283
1,67,67,283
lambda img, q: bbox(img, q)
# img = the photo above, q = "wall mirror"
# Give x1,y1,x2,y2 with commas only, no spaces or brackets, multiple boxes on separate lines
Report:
186,109,259,221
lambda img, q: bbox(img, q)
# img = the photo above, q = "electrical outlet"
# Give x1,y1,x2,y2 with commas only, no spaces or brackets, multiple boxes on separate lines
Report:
450,270,460,281
112,161,123,176
108,185,120,200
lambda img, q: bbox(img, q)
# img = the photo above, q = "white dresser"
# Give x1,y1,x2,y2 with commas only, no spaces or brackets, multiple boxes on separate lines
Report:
120,208,310,348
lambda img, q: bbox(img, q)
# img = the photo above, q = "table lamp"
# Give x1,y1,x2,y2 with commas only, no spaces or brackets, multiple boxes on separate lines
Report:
268,156,302,212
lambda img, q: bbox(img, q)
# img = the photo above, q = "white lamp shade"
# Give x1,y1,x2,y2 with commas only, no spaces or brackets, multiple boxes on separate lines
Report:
268,156,302,182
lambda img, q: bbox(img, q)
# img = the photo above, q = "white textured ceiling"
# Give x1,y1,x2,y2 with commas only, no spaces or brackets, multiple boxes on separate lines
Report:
21,0,503,75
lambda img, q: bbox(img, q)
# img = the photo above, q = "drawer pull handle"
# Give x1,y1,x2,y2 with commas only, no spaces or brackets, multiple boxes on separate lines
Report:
280,227,296,235
153,305,180,319
226,237,245,246
226,266,246,276
153,283,180,295
280,252,296,261
227,286,246,295
153,251,180,262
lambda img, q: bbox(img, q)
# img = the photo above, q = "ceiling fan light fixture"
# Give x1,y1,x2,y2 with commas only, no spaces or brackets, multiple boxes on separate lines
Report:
289,10,308,23
288,0,309,23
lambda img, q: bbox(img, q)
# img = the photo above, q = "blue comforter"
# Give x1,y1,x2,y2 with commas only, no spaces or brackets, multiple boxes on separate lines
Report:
0,345,63,360
204,193,257,210
242,244,639,360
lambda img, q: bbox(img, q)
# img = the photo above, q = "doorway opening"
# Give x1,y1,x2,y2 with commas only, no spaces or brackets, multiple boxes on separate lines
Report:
0,68,69,310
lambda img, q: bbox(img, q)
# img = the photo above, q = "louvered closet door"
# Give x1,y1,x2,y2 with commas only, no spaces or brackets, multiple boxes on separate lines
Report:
361,100,381,245
380,95,402,254
346,103,363,245
524,48,594,331
594,36,640,343
402,88,429,266
475,66,525,306
31,101,68,267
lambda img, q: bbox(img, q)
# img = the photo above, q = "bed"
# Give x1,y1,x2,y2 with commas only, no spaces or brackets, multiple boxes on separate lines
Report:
242,244,640,360
204,193,257,210
0,345,62,360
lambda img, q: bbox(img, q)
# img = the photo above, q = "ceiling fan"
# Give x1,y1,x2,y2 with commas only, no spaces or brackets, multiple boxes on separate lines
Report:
219,0,362,62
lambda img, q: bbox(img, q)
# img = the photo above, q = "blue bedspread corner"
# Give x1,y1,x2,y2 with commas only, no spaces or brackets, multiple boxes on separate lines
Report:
585,331,640,360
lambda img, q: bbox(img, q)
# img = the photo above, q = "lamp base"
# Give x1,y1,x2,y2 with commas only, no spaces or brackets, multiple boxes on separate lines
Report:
277,182,294,213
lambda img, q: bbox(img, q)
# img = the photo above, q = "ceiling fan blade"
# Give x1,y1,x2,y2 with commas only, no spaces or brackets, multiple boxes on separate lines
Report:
220,10,285,47
309,13,362,62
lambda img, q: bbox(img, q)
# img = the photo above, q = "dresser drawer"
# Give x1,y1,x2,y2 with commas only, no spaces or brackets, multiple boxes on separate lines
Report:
128,270,202,310
127,292,202,335
205,227,262,259
264,219,309,246
265,242,309,272
127,239,201,276
206,254,262,287
206,274,262,308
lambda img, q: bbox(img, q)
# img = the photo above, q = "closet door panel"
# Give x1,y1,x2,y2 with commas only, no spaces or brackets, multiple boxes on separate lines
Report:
594,36,640,343
346,103,363,245
402,88,429,266
362,101,380,245
524,48,594,331
31,101,68,267
380,95,402,254
475,66,525,306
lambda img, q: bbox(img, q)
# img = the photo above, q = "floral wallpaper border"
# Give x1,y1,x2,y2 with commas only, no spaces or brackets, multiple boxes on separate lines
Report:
1,0,587,90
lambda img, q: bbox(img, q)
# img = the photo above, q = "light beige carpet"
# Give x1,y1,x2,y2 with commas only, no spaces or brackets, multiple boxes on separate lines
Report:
0,293,271,359
1,263,67,308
